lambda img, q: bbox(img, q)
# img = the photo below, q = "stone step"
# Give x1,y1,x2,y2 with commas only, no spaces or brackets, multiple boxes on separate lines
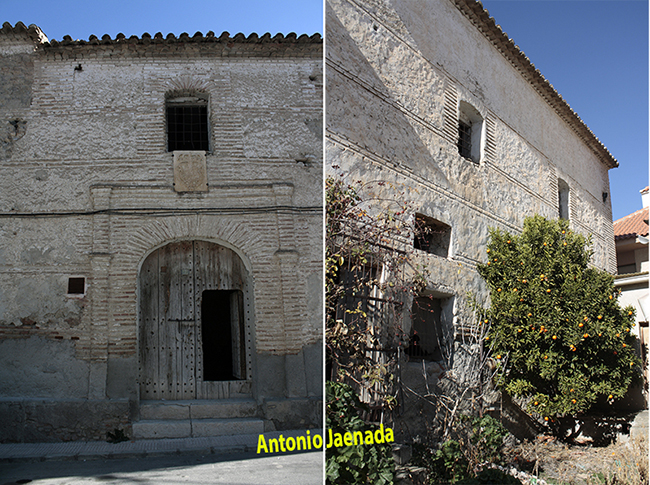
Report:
139,399,259,421
132,417,265,440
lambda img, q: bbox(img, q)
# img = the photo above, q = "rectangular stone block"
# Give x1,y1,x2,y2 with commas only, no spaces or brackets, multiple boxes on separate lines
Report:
191,418,264,437
173,151,208,192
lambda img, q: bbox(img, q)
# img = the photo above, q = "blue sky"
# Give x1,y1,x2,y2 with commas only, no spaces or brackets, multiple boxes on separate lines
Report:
0,0,323,40
480,0,648,221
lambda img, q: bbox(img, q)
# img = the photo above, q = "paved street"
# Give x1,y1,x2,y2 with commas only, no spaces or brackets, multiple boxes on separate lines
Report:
0,450,323,485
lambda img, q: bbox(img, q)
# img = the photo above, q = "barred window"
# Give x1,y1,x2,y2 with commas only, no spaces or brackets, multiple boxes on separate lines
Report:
458,120,472,159
166,93,209,151
458,101,483,163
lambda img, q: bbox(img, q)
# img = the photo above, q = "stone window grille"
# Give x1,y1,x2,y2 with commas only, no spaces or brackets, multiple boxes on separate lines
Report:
558,178,570,220
458,101,483,163
166,92,209,152
414,213,451,258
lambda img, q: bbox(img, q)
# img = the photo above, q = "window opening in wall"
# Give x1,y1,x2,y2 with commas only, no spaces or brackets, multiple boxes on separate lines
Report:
67,277,85,295
458,121,472,159
458,101,483,163
166,92,209,152
558,178,570,220
201,289,245,381
406,296,448,361
414,213,451,258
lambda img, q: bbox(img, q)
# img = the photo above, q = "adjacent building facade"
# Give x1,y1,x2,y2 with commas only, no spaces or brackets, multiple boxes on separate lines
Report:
0,22,323,442
614,187,649,400
326,0,620,434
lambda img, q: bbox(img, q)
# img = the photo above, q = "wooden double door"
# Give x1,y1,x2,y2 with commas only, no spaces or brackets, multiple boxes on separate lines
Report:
139,241,249,400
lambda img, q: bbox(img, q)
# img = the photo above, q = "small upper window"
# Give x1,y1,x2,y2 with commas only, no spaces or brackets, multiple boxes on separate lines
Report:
166,92,209,152
558,178,570,220
414,213,451,258
458,101,483,164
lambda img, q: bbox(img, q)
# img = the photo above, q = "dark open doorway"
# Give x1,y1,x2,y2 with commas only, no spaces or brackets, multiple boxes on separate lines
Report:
201,289,245,381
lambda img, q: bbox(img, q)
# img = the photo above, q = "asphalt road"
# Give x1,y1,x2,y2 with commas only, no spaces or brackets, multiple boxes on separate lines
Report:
0,450,324,485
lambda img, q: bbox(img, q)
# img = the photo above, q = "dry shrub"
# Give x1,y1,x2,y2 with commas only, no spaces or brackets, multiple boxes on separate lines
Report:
598,435,648,485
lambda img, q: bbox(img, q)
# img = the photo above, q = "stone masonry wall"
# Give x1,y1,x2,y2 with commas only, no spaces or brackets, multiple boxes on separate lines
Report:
327,0,616,309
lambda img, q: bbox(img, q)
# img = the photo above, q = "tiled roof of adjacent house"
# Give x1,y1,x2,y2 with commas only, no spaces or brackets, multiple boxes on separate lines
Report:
452,0,618,170
614,207,649,241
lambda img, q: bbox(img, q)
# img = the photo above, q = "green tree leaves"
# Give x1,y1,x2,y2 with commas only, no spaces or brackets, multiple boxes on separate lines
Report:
477,215,641,420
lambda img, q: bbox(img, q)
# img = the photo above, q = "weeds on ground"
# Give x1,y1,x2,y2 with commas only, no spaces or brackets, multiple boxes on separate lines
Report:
596,435,648,485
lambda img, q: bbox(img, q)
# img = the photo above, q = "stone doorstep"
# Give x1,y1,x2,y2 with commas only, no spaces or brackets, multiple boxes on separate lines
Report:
0,429,324,463
139,398,259,420
132,418,265,440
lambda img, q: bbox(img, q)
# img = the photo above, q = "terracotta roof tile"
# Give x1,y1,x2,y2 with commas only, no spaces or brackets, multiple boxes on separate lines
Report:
0,22,321,46
614,207,649,240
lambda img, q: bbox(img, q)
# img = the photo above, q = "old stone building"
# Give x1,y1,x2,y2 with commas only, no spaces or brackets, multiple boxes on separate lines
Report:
0,22,323,442
326,0,620,435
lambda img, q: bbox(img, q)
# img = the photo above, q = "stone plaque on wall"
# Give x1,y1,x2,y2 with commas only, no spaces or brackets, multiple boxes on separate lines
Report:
173,151,208,192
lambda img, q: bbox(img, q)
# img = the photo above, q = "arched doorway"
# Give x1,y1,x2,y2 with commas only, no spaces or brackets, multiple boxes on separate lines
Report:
138,240,252,400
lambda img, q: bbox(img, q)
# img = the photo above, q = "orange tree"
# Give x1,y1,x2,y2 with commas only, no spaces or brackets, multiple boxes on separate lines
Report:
477,215,641,424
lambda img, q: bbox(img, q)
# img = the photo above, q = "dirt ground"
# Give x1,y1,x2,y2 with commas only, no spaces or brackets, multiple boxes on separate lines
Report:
504,434,649,485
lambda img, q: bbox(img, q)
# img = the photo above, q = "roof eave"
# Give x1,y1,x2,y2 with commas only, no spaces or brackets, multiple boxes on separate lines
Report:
452,0,618,170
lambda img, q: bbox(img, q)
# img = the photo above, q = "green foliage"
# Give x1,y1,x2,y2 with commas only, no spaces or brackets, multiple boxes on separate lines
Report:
413,414,510,484
457,414,509,470
326,381,394,485
432,440,470,483
477,215,641,420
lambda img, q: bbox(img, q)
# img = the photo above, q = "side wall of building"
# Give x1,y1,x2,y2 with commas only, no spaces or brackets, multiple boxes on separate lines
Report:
327,0,615,314
326,0,617,437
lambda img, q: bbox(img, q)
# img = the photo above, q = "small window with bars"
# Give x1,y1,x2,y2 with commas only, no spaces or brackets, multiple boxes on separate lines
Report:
166,93,209,152
457,101,483,163
458,120,472,159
